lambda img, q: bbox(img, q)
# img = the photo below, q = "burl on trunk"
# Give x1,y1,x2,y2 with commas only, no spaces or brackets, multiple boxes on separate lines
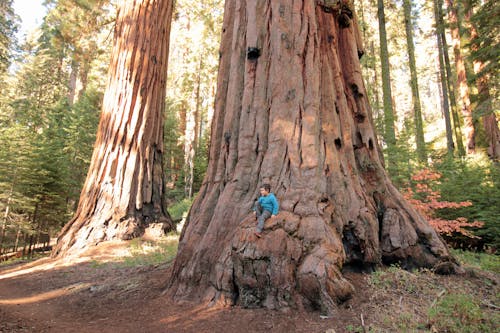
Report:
168,0,459,314
53,0,174,256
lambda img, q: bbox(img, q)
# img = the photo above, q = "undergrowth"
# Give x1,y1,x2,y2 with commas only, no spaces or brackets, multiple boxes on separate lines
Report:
120,237,178,267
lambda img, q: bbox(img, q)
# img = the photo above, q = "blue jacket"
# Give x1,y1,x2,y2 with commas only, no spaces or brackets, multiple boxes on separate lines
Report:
257,193,279,215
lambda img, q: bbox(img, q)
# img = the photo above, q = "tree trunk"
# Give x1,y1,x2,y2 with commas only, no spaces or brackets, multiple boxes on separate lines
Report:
433,0,455,154
376,0,397,173
68,60,79,106
467,7,500,160
445,0,475,153
437,0,465,156
403,0,426,163
52,0,174,257
13,226,21,252
167,0,458,314
186,59,203,199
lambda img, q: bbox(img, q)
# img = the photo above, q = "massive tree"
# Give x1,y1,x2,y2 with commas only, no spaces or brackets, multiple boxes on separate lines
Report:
53,0,174,256
168,0,458,314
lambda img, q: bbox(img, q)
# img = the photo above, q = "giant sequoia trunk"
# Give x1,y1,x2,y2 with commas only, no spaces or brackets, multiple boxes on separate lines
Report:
446,0,475,153
167,0,458,314
53,0,174,256
467,9,500,160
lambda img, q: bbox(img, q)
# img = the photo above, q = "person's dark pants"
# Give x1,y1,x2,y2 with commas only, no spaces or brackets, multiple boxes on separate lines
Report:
254,202,272,232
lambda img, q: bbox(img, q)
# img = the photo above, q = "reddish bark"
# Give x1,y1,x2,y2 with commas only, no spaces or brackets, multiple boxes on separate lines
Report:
167,0,459,314
467,8,500,160
53,0,174,256
446,0,475,153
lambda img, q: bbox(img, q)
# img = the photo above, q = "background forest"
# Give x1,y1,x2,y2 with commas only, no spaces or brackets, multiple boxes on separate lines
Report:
0,0,498,256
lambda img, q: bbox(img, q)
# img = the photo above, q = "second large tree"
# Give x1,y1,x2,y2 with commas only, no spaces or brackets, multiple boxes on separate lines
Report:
53,0,174,256
168,0,458,314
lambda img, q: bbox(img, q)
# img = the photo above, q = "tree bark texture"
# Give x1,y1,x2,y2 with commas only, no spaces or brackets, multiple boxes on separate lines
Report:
433,0,454,154
167,0,458,314
437,0,465,156
467,8,500,160
376,0,397,172
53,0,174,256
445,0,475,153
403,0,426,163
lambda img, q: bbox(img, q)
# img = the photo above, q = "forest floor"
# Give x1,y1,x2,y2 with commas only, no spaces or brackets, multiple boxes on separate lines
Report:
0,236,498,333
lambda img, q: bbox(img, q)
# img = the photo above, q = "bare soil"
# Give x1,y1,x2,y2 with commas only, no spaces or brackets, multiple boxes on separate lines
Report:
0,240,497,333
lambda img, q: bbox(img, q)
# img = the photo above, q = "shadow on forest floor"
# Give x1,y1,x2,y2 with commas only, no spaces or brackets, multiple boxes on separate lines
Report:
0,237,498,333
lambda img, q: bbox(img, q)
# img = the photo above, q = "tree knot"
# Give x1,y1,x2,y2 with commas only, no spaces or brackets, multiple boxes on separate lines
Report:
317,0,354,28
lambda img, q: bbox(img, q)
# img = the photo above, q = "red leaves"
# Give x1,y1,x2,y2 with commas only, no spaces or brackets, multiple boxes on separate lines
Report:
403,169,484,238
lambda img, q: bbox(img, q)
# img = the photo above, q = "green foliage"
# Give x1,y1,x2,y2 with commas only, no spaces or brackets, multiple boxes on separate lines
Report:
167,198,193,222
468,0,500,109
451,249,500,273
62,89,101,205
428,294,493,333
434,154,500,248
120,238,178,267
368,265,419,294
387,119,420,188
0,0,110,252
0,0,19,77
403,168,484,241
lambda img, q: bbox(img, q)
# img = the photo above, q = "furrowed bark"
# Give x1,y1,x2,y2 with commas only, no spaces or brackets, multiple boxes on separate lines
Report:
167,0,459,314
53,0,174,256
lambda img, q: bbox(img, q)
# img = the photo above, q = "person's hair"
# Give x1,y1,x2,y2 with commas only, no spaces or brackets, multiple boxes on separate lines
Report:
261,183,271,192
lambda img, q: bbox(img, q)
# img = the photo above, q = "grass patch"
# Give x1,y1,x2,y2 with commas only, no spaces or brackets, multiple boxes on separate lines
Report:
451,249,500,273
368,264,423,294
120,237,178,267
428,293,496,333
168,198,193,221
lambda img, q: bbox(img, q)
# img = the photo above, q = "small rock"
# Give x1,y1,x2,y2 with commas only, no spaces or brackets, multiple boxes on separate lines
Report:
325,329,336,333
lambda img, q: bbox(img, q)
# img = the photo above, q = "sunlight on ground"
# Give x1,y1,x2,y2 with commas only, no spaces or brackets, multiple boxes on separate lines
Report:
0,235,179,280
159,304,223,326
0,283,91,305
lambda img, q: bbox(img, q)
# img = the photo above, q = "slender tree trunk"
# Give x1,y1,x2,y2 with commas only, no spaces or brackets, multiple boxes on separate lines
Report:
76,60,91,100
52,0,174,257
445,0,475,153
68,60,79,106
403,0,426,163
377,0,397,173
13,226,21,252
434,0,455,154
0,181,14,255
28,202,39,258
186,58,203,199
436,0,465,156
167,0,458,314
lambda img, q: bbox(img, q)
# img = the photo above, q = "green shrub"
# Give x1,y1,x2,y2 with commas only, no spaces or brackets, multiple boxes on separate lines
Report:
167,198,193,221
434,154,500,249
121,238,178,267
451,249,500,273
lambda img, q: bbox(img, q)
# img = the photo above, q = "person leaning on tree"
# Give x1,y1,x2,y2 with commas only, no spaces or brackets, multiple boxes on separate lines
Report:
253,183,279,238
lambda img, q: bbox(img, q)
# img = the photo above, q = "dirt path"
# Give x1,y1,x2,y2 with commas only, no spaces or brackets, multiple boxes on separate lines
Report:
0,241,497,332
0,242,357,333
